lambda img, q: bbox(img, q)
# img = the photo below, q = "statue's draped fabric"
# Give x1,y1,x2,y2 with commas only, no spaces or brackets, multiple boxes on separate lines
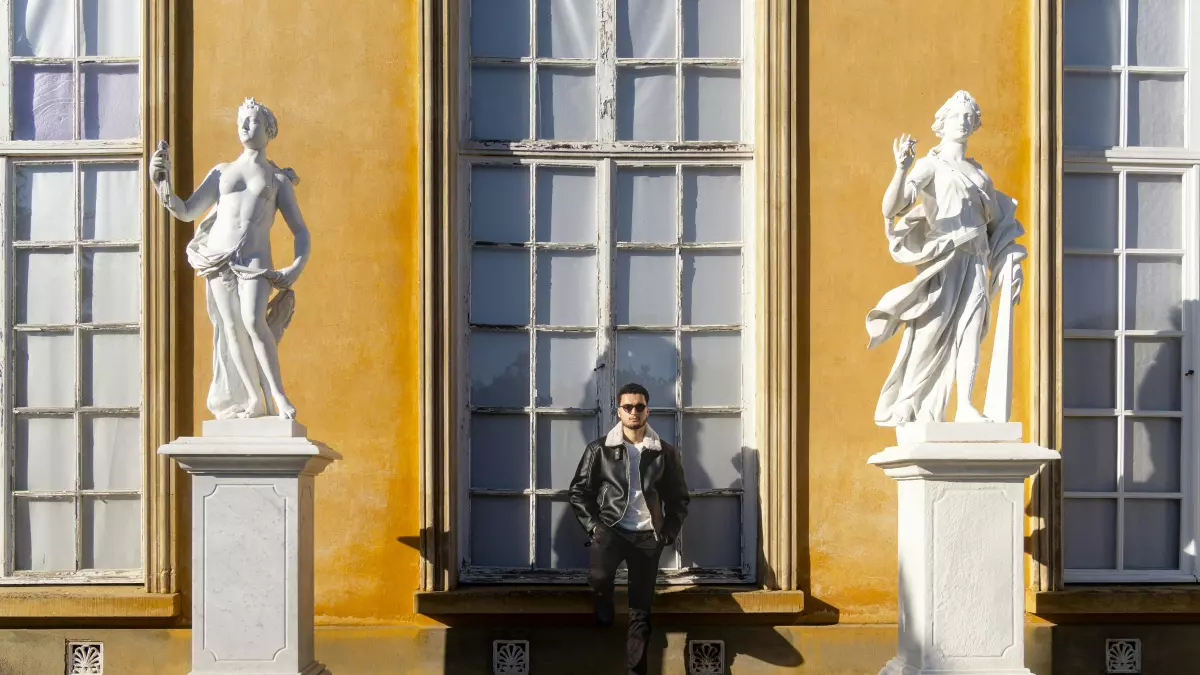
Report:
186,166,298,419
866,151,1026,426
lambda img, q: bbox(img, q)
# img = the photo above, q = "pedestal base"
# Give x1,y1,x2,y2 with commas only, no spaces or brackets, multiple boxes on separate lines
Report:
162,418,340,675
870,423,1057,675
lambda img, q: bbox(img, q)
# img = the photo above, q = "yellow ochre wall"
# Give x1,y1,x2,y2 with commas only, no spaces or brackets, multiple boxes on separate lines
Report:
804,0,1036,622
186,0,427,625
182,0,1036,628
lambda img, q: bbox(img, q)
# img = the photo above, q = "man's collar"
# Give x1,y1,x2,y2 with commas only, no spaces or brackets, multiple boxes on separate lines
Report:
605,422,661,451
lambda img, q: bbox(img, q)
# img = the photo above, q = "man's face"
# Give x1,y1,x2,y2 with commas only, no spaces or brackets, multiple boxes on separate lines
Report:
617,393,648,430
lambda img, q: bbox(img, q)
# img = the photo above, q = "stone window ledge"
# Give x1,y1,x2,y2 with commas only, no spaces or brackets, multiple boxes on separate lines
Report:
1028,586,1200,616
415,586,805,615
0,586,182,618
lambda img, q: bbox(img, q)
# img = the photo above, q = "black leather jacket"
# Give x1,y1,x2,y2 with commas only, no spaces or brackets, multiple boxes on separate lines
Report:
568,434,690,544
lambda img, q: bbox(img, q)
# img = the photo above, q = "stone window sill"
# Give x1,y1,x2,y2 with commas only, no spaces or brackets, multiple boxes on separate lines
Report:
0,586,182,618
415,585,805,615
1027,585,1200,615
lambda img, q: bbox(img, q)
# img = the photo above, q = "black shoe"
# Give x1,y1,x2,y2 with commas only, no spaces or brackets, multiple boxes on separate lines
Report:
594,594,614,628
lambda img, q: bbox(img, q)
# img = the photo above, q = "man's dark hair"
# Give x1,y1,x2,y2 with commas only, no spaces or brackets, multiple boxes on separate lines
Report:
617,382,650,404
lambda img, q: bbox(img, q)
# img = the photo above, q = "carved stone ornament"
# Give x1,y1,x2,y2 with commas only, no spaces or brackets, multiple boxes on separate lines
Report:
149,98,311,420
866,90,1026,427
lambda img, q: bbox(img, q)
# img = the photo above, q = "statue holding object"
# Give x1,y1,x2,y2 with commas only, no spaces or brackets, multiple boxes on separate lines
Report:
866,91,1025,427
149,98,311,420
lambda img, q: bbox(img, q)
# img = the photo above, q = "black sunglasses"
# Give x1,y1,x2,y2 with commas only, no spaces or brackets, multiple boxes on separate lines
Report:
619,404,647,413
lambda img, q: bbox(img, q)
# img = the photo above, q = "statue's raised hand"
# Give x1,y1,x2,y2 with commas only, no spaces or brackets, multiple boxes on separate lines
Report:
149,141,171,184
893,133,917,172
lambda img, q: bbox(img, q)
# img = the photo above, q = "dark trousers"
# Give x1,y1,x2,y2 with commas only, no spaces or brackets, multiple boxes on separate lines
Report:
587,525,664,675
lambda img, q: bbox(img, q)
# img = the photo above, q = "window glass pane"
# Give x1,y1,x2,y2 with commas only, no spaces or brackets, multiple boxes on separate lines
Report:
83,415,141,491
471,0,530,57
472,66,531,140
83,64,140,140
682,496,739,568
12,0,73,57
1062,339,1116,409
84,248,140,324
1063,255,1118,329
1125,257,1181,330
470,414,530,490
471,496,529,566
15,164,74,242
684,67,740,141
82,496,141,570
1129,75,1185,148
535,332,598,407
617,0,674,58
1063,173,1117,250
1061,417,1117,492
684,0,740,58
537,67,596,141
470,330,531,407
1125,418,1181,493
536,252,596,326
682,332,740,407
1129,0,1184,67
536,415,597,489
616,332,677,406
1123,499,1180,570
617,67,676,141
683,167,740,242
84,332,140,407
1064,498,1116,569
536,166,596,243
536,497,589,569
83,0,140,57
17,251,75,325
1063,0,1120,66
14,498,75,571
616,251,676,325
15,416,76,491
83,163,141,241
538,0,595,58
471,248,531,326
471,165,530,244
17,333,75,408
649,414,675,444
1127,174,1182,249
1126,338,1181,411
683,251,740,325
1063,73,1119,148
13,64,73,141
616,167,676,243
681,414,741,489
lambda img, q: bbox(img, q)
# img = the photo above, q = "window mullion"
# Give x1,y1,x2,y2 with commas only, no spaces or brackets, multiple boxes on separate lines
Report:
596,0,616,143
0,157,9,576
597,158,613,432
527,161,538,571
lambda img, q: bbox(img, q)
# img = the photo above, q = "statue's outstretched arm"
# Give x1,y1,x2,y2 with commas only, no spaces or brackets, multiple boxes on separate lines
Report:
273,179,311,289
148,141,220,222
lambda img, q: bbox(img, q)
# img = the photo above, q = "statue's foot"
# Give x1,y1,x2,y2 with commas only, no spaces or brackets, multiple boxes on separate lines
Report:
954,405,990,423
274,394,297,420
242,394,267,418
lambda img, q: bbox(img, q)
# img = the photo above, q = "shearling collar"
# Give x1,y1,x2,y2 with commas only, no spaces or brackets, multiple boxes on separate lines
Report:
605,422,662,451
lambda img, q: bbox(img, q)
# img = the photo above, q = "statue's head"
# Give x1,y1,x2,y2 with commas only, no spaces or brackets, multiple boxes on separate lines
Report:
931,90,981,143
237,98,278,149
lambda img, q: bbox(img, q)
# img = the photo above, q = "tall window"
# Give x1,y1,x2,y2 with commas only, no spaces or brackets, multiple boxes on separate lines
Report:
460,0,756,583
0,0,144,583
1061,0,1198,582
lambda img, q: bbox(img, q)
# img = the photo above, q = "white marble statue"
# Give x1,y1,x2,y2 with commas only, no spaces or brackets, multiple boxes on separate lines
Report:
149,98,310,420
866,91,1025,427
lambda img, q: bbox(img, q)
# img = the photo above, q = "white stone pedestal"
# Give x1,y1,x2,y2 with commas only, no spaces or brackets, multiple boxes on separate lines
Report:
869,423,1057,675
160,419,341,675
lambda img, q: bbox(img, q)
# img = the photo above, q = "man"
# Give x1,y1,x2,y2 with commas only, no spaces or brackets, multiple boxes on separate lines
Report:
569,383,690,675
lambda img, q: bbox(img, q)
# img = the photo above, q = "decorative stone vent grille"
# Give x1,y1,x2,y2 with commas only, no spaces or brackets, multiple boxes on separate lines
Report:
67,642,103,674
687,639,726,675
1106,638,1141,674
493,639,529,675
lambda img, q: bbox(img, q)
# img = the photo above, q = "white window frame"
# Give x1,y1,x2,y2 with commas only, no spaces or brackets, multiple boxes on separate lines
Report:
456,0,757,584
0,0,145,585
1062,0,1200,583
